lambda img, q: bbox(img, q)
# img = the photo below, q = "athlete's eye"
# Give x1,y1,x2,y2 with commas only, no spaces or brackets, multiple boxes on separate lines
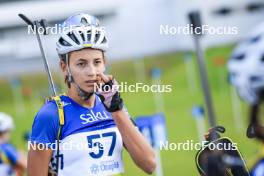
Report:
77,62,85,67
94,60,102,65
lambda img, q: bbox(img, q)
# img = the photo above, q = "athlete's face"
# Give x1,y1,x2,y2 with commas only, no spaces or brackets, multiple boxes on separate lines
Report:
0,131,11,143
61,48,106,93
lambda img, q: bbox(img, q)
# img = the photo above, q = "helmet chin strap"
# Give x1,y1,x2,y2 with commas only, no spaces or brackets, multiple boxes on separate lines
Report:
65,54,94,101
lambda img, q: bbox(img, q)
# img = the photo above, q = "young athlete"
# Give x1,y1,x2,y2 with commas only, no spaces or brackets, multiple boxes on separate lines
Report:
28,13,156,176
0,112,27,176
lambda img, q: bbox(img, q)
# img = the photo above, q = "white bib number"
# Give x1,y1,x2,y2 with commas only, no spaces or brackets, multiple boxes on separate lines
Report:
52,127,124,176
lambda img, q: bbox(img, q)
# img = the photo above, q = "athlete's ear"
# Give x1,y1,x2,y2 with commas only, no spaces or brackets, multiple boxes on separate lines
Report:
60,60,67,75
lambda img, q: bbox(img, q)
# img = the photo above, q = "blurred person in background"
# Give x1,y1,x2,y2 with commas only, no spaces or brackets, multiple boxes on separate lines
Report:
0,112,27,176
27,13,156,176
228,24,264,176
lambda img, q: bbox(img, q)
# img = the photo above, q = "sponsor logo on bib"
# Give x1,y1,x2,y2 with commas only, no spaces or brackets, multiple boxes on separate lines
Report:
80,110,110,124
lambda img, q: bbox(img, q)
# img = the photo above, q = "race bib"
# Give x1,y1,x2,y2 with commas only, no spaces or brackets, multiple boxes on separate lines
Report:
51,127,124,176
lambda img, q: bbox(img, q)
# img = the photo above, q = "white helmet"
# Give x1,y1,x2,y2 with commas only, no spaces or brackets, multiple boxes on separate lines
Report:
228,22,264,105
56,13,108,55
0,113,14,132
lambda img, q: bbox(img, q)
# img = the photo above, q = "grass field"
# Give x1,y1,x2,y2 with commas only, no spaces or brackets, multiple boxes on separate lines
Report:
0,44,261,175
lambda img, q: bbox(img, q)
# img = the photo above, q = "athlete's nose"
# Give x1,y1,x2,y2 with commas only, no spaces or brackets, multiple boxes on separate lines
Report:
85,64,97,77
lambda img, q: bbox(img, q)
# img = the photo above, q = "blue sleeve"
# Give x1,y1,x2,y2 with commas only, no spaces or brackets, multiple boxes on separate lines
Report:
30,101,59,148
2,144,19,165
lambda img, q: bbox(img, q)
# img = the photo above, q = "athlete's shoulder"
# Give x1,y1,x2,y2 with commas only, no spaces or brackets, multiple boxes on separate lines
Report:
31,98,60,144
36,99,58,118
0,143,19,165
37,94,70,119
1,143,16,152
33,98,60,129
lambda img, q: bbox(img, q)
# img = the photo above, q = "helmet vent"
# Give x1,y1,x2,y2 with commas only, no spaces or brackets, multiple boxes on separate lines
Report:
261,53,264,62
250,76,261,82
233,53,245,60
59,38,71,46
87,32,91,41
249,35,261,43
79,31,85,41
81,17,88,26
94,33,100,43
67,32,80,45
102,36,107,44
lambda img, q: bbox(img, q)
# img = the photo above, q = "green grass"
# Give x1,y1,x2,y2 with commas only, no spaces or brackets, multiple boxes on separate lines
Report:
0,44,261,175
